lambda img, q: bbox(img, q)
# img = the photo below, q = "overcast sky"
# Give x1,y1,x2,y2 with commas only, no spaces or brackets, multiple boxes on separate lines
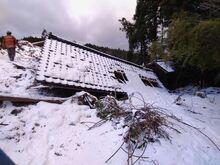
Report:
0,0,136,50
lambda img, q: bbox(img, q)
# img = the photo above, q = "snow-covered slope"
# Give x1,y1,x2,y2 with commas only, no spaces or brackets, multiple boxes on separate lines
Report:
0,41,40,96
0,41,220,165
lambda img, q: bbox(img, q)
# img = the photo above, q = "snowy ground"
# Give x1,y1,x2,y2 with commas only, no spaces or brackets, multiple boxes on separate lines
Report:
0,42,220,165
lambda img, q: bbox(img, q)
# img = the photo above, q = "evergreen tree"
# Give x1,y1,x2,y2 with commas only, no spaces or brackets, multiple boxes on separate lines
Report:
167,12,220,86
119,0,161,63
22,36,43,43
198,0,220,19
149,41,167,61
119,0,206,64
119,0,220,86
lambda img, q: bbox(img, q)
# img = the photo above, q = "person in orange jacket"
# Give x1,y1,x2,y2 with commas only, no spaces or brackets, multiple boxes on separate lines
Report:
2,31,17,61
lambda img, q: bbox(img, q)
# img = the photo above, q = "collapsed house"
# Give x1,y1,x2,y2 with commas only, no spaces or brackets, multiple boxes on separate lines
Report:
148,60,176,90
36,34,162,99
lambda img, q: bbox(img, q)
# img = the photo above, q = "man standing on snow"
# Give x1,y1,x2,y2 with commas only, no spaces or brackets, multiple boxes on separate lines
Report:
2,31,17,61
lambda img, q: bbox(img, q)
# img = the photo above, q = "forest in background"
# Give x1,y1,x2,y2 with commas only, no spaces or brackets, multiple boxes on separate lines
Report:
119,0,220,87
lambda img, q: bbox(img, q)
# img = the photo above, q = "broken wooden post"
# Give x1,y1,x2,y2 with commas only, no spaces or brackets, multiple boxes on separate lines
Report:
0,94,68,104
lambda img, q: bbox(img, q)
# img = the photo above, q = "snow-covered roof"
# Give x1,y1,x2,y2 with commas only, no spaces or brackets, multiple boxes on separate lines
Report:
36,35,160,94
156,60,174,73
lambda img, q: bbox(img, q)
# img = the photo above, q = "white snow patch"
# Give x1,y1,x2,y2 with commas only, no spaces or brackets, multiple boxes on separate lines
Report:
156,61,174,72
0,41,220,165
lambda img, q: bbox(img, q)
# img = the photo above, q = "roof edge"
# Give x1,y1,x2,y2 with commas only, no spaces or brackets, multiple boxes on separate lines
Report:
48,34,152,72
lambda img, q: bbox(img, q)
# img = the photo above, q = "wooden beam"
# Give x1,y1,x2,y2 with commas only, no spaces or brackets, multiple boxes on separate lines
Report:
0,94,69,104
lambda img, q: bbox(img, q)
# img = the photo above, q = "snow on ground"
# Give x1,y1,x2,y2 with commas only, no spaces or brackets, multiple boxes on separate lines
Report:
0,42,220,165
0,41,40,96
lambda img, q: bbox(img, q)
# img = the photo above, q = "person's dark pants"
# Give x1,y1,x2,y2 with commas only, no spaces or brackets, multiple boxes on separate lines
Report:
7,48,16,61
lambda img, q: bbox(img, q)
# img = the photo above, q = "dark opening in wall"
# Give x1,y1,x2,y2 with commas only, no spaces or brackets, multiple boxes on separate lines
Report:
114,70,128,84
139,75,160,87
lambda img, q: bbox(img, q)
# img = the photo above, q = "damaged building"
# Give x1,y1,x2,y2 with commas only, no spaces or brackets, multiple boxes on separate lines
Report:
36,34,162,99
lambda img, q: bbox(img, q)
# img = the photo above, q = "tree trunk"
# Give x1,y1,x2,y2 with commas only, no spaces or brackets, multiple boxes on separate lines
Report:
200,71,205,88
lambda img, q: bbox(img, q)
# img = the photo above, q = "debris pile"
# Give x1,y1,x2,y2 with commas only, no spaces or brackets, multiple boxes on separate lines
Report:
94,93,175,164
90,92,220,164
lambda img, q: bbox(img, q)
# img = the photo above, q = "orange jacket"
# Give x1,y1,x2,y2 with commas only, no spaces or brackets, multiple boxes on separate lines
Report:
2,35,17,48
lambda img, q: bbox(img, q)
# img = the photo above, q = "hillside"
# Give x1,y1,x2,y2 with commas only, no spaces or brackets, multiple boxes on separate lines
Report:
85,43,140,64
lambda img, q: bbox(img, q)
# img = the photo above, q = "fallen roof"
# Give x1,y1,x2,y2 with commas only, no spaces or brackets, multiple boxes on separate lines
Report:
155,60,175,73
36,34,160,96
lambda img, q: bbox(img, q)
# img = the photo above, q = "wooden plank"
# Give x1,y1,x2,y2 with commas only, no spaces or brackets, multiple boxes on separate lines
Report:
0,94,68,104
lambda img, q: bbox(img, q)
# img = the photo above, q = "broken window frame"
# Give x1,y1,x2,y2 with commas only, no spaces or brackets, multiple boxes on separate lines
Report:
139,75,160,88
113,70,128,84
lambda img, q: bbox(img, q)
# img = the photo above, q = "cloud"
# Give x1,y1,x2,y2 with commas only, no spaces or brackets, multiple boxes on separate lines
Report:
0,0,136,49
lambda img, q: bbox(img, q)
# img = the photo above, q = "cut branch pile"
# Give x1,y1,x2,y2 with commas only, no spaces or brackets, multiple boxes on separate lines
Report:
94,93,173,164
90,92,220,164
95,95,131,119
124,107,170,148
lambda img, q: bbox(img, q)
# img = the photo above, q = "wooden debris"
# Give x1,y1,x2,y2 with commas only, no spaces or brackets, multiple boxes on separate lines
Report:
195,91,206,98
12,63,26,70
0,94,68,104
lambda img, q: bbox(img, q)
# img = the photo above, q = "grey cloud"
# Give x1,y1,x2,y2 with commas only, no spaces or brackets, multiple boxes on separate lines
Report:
0,0,134,50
